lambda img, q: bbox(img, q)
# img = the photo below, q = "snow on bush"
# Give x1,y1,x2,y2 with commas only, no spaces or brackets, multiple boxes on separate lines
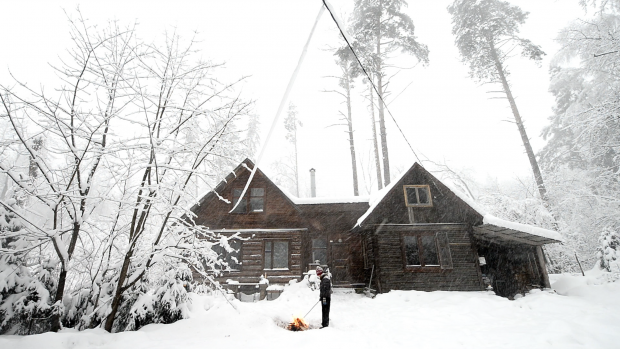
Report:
597,227,619,272
122,265,193,331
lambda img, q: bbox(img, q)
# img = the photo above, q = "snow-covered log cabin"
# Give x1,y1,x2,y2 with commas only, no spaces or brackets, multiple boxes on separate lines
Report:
189,159,562,299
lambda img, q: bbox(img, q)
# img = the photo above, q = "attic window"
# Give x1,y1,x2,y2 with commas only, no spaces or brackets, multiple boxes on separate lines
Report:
403,185,432,207
232,188,265,213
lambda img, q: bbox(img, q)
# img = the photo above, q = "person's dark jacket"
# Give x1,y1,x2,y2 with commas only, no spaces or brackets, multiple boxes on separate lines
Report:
319,275,331,299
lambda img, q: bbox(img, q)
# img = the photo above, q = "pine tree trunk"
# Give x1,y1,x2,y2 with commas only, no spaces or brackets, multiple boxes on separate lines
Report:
369,82,383,190
488,39,547,200
376,0,391,186
345,73,359,196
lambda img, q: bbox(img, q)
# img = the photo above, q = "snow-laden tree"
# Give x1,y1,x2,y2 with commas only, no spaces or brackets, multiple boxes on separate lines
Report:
448,0,548,201
351,0,429,186
1,13,254,333
539,1,620,268
597,228,619,272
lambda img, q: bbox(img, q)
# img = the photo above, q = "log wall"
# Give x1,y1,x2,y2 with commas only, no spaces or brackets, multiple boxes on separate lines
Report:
371,226,484,292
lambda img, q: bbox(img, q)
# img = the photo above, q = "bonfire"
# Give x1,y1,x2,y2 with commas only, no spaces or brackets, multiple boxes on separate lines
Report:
287,317,309,331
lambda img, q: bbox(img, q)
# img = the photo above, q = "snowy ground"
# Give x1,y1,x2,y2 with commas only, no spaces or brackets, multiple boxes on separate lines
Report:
2,271,619,349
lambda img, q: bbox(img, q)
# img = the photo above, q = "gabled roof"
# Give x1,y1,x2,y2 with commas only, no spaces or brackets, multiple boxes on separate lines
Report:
355,162,563,246
189,158,370,214
188,158,299,214
191,159,562,246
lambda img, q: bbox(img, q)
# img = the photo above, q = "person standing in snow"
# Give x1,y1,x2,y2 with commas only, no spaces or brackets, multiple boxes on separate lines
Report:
317,266,331,328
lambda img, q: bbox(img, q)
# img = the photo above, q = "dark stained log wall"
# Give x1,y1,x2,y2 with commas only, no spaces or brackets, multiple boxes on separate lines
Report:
205,230,304,284
371,227,484,292
192,168,304,230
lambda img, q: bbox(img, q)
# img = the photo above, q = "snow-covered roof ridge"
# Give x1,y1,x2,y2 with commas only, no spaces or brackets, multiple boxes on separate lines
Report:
276,184,369,205
354,162,563,244
356,164,415,227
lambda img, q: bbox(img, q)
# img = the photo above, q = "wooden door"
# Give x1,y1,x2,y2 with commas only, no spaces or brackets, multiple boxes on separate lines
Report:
330,242,349,285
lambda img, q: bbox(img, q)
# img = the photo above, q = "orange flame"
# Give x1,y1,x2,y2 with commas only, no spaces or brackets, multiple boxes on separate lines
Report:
287,317,309,331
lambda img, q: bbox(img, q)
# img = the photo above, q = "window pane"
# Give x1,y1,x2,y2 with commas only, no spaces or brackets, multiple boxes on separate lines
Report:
264,252,272,269
404,236,420,265
312,239,327,249
405,187,418,205
232,189,246,213
251,188,264,196
417,187,429,204
313,249,327,265
421,235,439,265
228,239,241,270
273,241,288,269
250,197,264,212
264,241,272,269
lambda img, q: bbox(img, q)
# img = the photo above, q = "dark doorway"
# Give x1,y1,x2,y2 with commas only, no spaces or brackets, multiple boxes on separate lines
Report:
330,241,349,285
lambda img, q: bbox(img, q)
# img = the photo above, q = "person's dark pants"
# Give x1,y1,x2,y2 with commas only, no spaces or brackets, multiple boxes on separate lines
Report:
321,297,330,327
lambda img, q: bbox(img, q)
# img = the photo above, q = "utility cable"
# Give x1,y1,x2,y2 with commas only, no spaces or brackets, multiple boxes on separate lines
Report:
321,0,422,164
230,5,325,212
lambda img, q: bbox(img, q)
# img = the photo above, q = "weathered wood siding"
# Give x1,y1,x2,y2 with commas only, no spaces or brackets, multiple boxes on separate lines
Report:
361,163,483,227
192,168,303,230
371,227,484,292
299,203,368,285
202,230,304,284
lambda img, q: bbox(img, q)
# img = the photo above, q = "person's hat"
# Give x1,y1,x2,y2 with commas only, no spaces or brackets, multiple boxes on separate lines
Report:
316,266,323,276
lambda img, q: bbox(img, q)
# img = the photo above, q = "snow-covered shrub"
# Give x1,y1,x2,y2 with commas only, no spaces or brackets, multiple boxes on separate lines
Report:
0,255,55,334
597,228,619,272
122,264,193,331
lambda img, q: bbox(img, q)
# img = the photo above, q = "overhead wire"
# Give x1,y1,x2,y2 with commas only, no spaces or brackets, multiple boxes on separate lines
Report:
321,0,422,164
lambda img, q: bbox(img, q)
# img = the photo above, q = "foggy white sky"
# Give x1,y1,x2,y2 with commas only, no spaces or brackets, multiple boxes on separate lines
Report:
0,0,583,198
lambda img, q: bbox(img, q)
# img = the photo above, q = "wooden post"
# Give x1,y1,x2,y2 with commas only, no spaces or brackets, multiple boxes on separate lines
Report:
536,246,551,288
574,251,585,276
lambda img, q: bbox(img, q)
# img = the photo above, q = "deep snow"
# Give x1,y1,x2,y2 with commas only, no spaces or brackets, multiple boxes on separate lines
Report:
1,272,619,349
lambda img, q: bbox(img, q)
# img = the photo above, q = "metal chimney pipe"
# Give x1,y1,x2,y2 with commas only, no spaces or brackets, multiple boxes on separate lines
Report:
310,168,316,197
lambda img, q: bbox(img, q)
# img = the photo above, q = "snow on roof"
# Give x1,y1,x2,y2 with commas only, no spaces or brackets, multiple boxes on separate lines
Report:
481,214,564,242
355,163,563,243
356,165,411,227
276,184,369,205
442,180,563,242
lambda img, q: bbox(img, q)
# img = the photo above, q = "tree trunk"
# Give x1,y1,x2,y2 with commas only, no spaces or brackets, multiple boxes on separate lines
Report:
369,82,383,190
488,40,547,200
50,269,67,332
376,1,391,186
104,251,133,332
345,73,360,196
294,126,300,197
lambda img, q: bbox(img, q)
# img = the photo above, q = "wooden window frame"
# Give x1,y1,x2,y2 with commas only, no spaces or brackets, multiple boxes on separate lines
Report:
212,238,242,272
311,238,327,265
231,187,266,214
403,185,433,207
400,232,451,273
263,239,290,270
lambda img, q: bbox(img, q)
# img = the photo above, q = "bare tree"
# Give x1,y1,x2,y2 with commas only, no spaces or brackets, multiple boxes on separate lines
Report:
1,13,253,333
351,0,429,186
283,103,302,196
325,50,361,196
